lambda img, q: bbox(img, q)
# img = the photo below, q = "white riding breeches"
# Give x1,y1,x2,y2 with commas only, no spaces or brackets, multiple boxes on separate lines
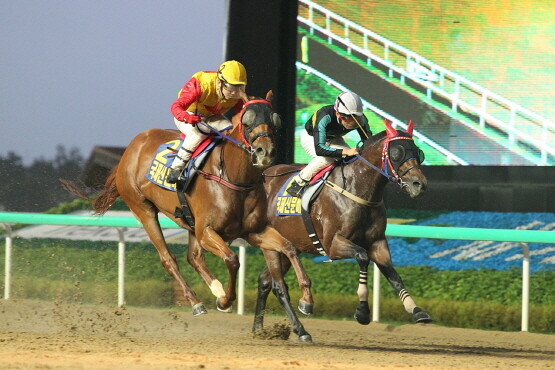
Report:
298,129,349,184
171,115,231,169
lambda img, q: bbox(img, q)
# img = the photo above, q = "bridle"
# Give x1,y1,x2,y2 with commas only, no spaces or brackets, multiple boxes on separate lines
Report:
198,99,275,162
354,133,423,188
381,136,423,185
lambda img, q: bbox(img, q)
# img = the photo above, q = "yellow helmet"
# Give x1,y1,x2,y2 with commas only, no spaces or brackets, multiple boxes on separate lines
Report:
217,60,247,85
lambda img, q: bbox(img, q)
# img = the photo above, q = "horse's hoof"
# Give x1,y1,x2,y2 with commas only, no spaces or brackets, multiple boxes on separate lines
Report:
354,313,371,325
298,300,313,315
413,307,433,323
192,303,208,316
298,334,313,343
354,301,370,325
216,298,233,313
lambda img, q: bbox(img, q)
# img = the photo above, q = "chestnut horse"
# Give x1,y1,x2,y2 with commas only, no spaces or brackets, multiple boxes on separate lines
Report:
253,120,432,341
65,92,312,322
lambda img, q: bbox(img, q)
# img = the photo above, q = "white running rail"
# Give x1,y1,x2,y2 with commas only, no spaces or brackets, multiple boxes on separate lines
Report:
298,0,555,165
297,62,469,165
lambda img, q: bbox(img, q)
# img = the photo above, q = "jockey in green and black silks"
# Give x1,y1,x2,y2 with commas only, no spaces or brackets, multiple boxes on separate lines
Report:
287,91,372,197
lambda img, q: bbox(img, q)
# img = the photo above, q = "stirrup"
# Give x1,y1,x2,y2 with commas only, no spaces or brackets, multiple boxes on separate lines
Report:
286,181,305,198
167,168,183,184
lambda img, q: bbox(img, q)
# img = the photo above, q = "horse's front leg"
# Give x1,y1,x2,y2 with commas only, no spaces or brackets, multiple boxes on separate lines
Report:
329,233,372,325
247,226,313,315
252,265,272,333
188,228,239,312
370,239,433,323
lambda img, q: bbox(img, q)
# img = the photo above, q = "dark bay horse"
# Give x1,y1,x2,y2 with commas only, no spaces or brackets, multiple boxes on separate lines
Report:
253,120,432,341
64,92,313,321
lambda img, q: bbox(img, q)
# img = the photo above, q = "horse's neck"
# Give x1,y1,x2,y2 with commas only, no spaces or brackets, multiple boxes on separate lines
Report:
332,147,387,203
218,128,261,183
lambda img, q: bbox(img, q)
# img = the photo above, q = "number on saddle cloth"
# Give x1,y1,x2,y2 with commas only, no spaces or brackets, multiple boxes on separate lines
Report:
145,135,220,191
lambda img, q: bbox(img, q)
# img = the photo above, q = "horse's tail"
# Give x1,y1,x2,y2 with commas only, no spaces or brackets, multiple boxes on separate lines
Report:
91,166,120,215
59,164,121,215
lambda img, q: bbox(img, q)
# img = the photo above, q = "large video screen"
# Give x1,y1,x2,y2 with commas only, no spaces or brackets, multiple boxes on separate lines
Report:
294,0,554,166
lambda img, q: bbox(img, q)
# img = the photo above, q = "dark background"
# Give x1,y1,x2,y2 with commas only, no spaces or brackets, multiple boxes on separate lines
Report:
225,0,554,212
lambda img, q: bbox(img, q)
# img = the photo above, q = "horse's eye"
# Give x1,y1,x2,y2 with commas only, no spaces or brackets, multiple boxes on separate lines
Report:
389,145,404,162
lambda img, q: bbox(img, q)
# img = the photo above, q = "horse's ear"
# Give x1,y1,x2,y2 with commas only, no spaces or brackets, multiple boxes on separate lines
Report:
240,90,249,103
407,120,414,136
384,119,397,138
242,109,256,126
265,90,273,103
272,112,281,129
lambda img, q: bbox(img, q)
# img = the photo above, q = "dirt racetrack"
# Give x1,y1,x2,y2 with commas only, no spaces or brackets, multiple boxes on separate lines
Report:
1,299,553,369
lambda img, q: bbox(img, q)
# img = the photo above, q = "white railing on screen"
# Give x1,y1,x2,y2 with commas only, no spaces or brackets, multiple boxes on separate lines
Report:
297,62,469,165
298,0,555,165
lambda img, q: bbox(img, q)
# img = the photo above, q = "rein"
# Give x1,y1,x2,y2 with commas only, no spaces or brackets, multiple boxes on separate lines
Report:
197,169,255,192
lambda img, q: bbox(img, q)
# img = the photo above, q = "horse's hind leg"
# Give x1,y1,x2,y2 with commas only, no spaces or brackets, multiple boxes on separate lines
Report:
370,239,432,323
127,203,206,316
189,227,239,312
256,250,312,342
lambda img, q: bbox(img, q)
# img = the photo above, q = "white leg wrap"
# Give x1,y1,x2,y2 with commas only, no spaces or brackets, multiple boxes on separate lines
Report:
209,280,226,298
399,289,417,313
356,270,369,301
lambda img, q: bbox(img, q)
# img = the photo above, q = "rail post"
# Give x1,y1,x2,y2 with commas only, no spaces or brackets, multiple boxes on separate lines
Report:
235,239,247,315
2,223,12,300
520,242,530,332
116,227,126,307
372,263,380,322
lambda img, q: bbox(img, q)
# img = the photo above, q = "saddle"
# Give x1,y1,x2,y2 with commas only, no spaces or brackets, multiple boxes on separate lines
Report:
146,134,221,229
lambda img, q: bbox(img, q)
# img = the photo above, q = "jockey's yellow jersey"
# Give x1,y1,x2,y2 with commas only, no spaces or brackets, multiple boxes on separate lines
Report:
170,71,243,120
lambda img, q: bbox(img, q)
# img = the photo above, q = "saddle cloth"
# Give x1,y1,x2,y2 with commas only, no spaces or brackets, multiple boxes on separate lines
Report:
145,135,216,191
274,162,336,216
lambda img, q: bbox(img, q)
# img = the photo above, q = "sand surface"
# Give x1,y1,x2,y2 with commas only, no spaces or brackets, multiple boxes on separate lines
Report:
1,299,554,369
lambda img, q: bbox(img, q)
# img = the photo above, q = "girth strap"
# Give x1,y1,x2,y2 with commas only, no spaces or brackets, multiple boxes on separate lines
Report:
174,180,195,230
299,180,329,259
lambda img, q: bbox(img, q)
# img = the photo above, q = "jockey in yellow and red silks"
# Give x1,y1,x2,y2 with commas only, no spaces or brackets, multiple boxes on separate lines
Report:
167,60,248,184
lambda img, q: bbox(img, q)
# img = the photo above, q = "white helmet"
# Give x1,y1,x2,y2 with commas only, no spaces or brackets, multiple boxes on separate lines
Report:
334,91,363,116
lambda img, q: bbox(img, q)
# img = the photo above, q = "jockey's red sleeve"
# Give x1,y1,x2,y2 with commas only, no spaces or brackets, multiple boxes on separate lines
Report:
170,77,202,119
